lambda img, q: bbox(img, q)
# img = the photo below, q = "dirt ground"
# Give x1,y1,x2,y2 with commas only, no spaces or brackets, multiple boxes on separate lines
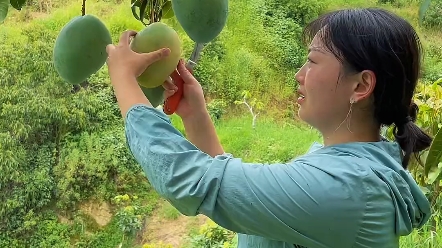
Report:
137,200,208,247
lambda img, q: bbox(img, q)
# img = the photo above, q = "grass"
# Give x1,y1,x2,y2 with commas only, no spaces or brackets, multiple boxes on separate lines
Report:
216,115,321,162
170,111,321,163
400,228,441,247
158,201,181,221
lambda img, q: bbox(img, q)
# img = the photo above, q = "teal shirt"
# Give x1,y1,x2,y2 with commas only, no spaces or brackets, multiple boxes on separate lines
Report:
124,104,431,248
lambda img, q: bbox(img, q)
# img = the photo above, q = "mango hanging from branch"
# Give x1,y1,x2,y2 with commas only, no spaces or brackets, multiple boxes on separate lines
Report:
130,22,182,88
171,0,228,43
53,14,112,85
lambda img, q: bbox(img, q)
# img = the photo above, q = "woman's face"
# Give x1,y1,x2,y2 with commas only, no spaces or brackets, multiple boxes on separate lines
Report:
295,34,357,134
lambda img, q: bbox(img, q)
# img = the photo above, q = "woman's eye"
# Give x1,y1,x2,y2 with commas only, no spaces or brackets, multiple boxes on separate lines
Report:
307,57,315,63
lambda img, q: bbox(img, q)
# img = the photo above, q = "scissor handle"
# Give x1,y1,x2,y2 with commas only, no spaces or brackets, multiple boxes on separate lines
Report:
163,67,194,115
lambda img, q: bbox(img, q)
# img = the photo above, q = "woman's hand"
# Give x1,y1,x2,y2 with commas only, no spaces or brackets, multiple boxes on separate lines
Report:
105,30,170,117
163,60,224,156
106,30,171,80
162,59,207,120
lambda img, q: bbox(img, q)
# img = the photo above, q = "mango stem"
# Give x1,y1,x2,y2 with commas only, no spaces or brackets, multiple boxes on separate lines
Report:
187,43,205,68
81,0,86,16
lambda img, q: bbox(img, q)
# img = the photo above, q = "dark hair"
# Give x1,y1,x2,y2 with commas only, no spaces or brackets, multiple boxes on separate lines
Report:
302,8,433,169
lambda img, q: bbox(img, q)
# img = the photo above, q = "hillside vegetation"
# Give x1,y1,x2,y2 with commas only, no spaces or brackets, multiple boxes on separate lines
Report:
1,0,442,247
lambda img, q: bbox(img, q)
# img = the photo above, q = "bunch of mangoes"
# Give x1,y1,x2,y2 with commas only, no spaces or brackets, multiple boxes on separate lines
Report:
52,0,228,108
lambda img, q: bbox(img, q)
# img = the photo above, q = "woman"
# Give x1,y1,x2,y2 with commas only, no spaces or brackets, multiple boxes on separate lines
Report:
106,7,432,248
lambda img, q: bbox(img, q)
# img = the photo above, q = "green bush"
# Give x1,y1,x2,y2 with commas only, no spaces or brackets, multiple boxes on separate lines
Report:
0,4,152,245
422,1,442,29
187,220,236,248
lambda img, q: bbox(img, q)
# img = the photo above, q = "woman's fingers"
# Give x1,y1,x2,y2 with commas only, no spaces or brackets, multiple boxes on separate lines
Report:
176,59,197,84
162,76,177,90
118,30,137,46
164,89,176,99
142,48,171,65
162,77,177,99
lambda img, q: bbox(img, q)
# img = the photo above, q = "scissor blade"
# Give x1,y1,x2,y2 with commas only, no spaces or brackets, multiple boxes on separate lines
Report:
185,43,205,70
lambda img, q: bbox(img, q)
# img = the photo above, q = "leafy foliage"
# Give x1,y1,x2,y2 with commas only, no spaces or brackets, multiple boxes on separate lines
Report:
420,0,442,28
0,4,158,246
187,220,236,248
130,0,175,25
419,0,433,25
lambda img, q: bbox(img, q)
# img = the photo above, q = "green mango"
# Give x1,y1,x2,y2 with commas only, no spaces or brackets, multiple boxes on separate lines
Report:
130,22,181,88
53,15,112,85
141,84,165,108
171,0,228,43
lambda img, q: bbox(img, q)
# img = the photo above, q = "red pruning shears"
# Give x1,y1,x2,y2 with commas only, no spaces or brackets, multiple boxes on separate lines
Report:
163,43,205,115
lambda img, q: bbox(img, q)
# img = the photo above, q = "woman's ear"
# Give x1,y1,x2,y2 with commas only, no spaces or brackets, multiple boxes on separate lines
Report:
351,70,376,102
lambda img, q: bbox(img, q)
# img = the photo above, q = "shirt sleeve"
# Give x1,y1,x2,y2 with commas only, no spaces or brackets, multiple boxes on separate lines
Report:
124,104,367,247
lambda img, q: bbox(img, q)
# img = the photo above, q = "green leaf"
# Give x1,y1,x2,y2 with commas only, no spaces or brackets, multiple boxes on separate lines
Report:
131,6,140,20
161,1,174,19
425,163,442,185
139,0,148,24
418,0,432,25
419,185,431,195
10,0,27,10
131,0,141,21
0,0,9,23
424,127,442,176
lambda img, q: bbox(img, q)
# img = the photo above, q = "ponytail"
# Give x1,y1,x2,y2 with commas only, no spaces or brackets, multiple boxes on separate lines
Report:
393,102,433,169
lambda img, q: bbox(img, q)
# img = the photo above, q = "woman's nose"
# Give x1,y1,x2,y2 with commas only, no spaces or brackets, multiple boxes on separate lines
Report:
295,68,305,85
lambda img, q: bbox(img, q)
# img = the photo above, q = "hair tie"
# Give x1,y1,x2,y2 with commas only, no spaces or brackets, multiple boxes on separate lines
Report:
396,115,412,126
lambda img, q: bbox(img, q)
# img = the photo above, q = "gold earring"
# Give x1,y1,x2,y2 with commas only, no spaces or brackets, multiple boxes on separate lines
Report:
347,99,355,133
334,98,355,133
